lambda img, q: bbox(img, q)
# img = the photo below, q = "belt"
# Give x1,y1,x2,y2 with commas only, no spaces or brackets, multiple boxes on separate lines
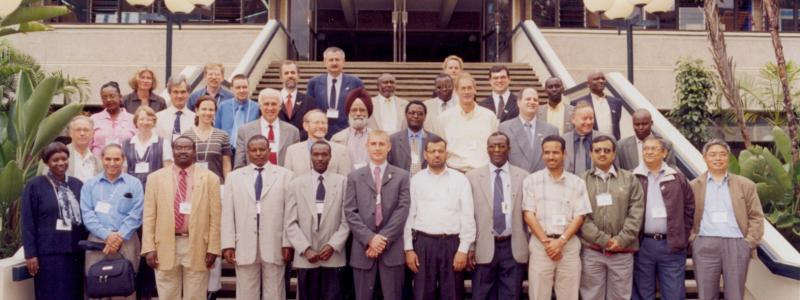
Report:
175,232,189,237
546,234,562,239
494,235,511,242
414,230,458,239
587,244,636,256
643,233,667,241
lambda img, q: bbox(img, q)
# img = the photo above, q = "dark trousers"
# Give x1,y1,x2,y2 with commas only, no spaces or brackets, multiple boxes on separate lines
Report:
297,267,344,300
353,262,405,300
412,233,465,300
632,237,687,300
34,254,84,300
471,239,524,300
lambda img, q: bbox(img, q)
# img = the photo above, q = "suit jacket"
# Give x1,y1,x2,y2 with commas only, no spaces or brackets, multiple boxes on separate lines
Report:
479,93,519,122
536,102,575,134
387,129,440,171
617,135,676,170
284,141,352,176
306,73,364,137
367,95,409,133
571,94,623,140
279,92,317,140
221,164,295,265
22,176,88,257
285,172,349,268
689,172,764,248
344,164,410,269
142,166,221,272
422,97,453,136
234,119,300,168
465,165,529,264
498,117,559,173
561,130,607,174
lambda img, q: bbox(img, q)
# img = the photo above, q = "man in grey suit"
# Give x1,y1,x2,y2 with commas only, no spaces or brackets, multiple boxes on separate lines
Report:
221,135,295,299
286,140,350,300
466,132,530,300
388,100,441,176
617,109,676,170
285,109,352,176
499,87,558,173
234,88,300,168
344,130,410,300
536,77,574,134
562,102,608,174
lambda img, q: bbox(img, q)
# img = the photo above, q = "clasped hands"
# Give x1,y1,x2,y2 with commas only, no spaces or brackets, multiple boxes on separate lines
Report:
302,244,335,263
103,232,124,255
366,234,388,258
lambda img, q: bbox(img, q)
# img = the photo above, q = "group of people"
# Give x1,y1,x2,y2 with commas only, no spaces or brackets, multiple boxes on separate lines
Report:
21,47,764,300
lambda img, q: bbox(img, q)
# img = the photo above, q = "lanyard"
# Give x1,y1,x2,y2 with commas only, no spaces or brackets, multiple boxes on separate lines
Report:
46,174,72,225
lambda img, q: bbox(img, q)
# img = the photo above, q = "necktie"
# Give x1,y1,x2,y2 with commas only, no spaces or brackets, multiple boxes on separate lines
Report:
373,166,383,227
268,125,277,165
410,134,421,175
493,169,506,234
330,78,338,109
441,101,447,112
497,95,505,119
255,167,264,200
576,136,587,174
174,169,187,231
524,122,534,149
231,103,245,146
316,175,325,231
173,111,183,135
285,93,294,118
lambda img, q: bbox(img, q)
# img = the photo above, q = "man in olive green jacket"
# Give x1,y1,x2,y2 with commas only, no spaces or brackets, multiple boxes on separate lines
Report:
578,135,644,300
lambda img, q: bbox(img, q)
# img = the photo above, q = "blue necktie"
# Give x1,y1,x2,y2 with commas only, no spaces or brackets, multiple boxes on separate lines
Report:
255,167,264,200
493,169,506,234
173,111,183,134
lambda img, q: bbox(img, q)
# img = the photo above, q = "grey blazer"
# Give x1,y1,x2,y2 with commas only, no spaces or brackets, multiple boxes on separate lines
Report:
536,103,575,134
221,164,295,265
387,129,441,171
284,141,352,176
466,164,530,264
285,172,350,268
562,130,607,174
499,118,559,173
234,119,300,168
344,164,410,269
617,135,676,171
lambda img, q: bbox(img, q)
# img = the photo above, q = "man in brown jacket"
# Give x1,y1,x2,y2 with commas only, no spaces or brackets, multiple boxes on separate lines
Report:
690,139,763,300
632,136,694,300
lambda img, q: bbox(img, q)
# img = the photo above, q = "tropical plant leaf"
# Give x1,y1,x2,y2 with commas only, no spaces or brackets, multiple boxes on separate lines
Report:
0,21,52,37
21,76,58,148
0,6,70,27
772,126,793,166
14,71,33,105
728,152,740,175
30,102,82,160
0,161,23,212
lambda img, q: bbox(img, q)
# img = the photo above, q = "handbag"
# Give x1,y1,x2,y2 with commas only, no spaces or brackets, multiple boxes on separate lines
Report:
86,252,136,298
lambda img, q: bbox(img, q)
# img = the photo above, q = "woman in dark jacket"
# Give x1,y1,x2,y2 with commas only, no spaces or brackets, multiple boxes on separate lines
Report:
21,142,88,300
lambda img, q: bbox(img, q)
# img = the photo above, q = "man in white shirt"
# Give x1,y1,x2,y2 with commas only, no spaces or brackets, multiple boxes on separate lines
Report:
423,74,456,135
404,136,475,299
369,73,408,134
234,88,300,168
156,75,196,141
65,116,102,182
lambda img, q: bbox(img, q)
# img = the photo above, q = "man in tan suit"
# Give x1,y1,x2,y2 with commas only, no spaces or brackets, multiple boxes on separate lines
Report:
466,132,530,299
221,135,295,300
423,74,456,136
368,73,408,134
690,139,763,300
286,140,350,300
142,136,221,300
285,109,352,176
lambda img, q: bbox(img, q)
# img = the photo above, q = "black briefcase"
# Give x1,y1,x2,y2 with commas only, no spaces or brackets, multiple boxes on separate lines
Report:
86,256,136,298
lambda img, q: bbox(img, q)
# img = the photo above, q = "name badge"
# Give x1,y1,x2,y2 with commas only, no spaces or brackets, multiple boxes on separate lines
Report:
711,211,728,223
56,221,72,231
135,162,150,174
95,201,112,214
596,193,613,207
179,202,191,214
326,108,339,119
553,215,567,226
501,202,510,215
256,201,261,214
652,207,667,218
196,161,209,170
316,203,325,215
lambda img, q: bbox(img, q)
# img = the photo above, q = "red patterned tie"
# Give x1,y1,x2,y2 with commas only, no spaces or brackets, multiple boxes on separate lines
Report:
285,94,293,118
174,169,187,231
268,125,277,164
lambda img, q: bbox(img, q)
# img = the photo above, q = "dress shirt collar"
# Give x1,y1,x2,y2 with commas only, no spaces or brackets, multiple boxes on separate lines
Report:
376,94,394,103
311,169,328,180
457,103,477,118
424,167,454,177
251,163,269,171
492,90,511,101
407,128,424,139
490,162,510,175
327,73,342,82
592,165,617,179
173,164,195,175
233,97,250,108
706,172,729,185
591,92,607,102
369,161,388,175
436,97,455,108
548,100,565,112
261,117,280,130
574,130,592,140
100,172,127,184
633,162,678,178
280,89,297,102
547,169,567,182
167,104,191,115
130,133,159,146
636,133,654,144
518,115,537,126
350,126,369,137
97,109,132,121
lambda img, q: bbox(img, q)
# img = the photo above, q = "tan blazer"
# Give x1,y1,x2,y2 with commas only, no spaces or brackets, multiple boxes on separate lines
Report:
689,172,764,248
466,164,530,264
283,141,352,176
285,172,349,268
141,166,221,272
221,164,294,265
367,95,408,133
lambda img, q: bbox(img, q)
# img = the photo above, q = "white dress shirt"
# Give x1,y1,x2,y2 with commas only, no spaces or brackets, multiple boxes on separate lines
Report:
404,167,476,253
260,118,282,152
436,104,498,172
374,94,400,133
436,97,457,112
130,134,173,163
591,93,613,136
156,105,196,141
492,90,511,113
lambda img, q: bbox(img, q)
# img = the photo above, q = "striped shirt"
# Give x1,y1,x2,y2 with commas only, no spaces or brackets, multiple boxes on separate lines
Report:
183,127,232,181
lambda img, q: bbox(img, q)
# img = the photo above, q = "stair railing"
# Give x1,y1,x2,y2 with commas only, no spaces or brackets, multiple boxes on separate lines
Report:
228,19,297,91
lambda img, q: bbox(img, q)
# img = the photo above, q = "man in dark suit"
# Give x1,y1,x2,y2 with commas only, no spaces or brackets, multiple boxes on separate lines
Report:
571,72,623,140
499,87,558,173
306,47,365,138
388,100,440,176
278,60,317,140
344,129,410,300
479,65,519,122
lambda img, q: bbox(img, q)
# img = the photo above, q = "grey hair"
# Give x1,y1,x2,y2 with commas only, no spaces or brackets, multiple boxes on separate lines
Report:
100,143,125,159
258,88,281,103
68,115,94,130
377,73,395,82
701,138,731,155
166,74,188,92
323,47,345,59
643,135,668,150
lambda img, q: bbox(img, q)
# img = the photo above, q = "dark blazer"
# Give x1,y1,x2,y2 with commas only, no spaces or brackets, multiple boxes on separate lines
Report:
479,93,519,122
279,91,318,141
306,73,364,138
571,94,623,140
344,164,410,270
633,165,694,253
387,129,440,171
498,117,559,173
22,176,87,257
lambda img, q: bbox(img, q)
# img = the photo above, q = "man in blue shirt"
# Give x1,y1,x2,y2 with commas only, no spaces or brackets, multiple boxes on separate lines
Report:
80,144,144,299
215,74,261,154
188,63,234,111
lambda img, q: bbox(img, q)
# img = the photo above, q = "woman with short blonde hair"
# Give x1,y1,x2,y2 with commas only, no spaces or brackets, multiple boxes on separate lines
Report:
122,67,167,113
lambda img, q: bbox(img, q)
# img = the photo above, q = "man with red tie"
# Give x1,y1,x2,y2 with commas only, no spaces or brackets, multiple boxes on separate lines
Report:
278,60,318,140
234,88,300,168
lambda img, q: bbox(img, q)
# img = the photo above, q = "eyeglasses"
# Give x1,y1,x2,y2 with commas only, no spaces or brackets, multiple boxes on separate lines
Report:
642,146,663,152
592,148,613,154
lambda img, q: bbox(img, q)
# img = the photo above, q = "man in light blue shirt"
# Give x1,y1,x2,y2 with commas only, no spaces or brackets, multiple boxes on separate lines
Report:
188,63,234,111
215,74,261,151
80,144,144,299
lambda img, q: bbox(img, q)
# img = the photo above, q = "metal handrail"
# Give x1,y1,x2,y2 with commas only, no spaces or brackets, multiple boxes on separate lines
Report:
512,20,577,88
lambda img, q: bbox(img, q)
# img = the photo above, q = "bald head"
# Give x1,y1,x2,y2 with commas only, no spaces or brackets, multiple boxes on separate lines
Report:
587,71,606,96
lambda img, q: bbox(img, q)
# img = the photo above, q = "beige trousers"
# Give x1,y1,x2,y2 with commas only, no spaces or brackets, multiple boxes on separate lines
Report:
85,233,140,300
579,246,634,300
528,236,581,300
234,243,286,300
154,236,209,300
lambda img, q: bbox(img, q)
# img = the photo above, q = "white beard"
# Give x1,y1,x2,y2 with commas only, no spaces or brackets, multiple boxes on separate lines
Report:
349,116,367,130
